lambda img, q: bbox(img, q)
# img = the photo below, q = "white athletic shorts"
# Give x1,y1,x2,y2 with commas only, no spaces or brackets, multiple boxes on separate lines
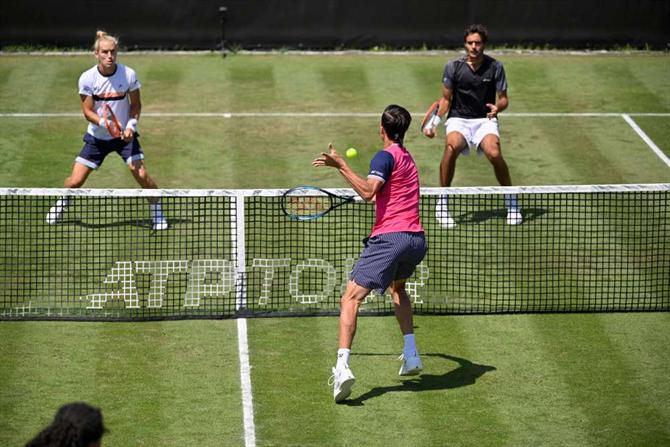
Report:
445,117,500,156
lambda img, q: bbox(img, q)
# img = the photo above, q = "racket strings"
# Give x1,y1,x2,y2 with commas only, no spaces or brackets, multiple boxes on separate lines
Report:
285,195,331,216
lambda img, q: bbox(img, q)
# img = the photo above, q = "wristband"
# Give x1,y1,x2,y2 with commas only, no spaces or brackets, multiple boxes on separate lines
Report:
98,118,106,127
125,118,138,133
429,115,441,127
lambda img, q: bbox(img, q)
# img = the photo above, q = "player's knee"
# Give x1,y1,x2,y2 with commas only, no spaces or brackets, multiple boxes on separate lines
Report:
443,144,460,160
340,292,361,309
485,150,502,163
129,164,148,180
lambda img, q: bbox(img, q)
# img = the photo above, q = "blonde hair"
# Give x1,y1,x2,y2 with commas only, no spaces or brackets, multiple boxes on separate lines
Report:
94,30,119,51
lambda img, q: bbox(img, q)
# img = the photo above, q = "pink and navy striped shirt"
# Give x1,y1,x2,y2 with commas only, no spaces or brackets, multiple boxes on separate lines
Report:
367,143,424,237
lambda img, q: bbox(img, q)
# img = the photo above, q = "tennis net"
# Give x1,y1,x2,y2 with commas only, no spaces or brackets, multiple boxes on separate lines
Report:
1,184,668,320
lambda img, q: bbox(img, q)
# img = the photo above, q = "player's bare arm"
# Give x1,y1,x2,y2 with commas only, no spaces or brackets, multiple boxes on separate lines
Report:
312,143,383,201
123,89,142,142
422,89,452,138
80,94,101,126
486,90,508,119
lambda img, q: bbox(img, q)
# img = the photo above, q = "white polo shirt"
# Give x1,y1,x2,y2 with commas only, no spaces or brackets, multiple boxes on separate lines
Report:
78,63,140,140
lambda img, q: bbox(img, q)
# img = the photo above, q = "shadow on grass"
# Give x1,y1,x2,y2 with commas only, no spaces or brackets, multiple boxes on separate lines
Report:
455,207,546,225
56,218,191,230
343,353,496,406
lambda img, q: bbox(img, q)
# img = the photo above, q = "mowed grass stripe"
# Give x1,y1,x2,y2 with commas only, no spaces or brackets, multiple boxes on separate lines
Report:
0,322,53,444
273,56,327,111
600,313,670,438
516,117,639,184
629,116,670,159
531,314,670,446
247,317,343,445
340,316,434,445
415,316,511,447
591,60,669,112
248,316,458,446
88,321,244,446
319,62,374,111
455,315,592,447
627,57,670,112
140,58,187,112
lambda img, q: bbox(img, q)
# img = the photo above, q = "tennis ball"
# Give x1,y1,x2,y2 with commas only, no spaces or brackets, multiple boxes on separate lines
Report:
345,147,358,159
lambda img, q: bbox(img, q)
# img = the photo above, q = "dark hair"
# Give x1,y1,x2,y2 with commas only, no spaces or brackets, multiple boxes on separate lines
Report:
26,403,106,447
381,104,412,146
464,24,489,43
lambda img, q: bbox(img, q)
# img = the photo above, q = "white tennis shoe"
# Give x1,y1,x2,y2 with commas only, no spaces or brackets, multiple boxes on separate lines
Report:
329,366,355,403
398,352,423,376
46,198,69,225
150,204,168,231
435,201,457,229
506,208,523,225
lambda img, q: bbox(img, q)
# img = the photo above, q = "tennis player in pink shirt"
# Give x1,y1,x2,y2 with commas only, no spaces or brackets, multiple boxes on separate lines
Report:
313,104,427,403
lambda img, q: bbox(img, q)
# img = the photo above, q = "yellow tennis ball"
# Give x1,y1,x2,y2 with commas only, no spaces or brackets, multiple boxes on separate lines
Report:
345,147,358,159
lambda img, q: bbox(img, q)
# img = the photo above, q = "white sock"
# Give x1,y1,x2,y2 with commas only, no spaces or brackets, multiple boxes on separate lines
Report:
55,196,70,210
150,202,164,217
438,195,449,210
403,334,418,357
336,348,350,369
505,193,519,211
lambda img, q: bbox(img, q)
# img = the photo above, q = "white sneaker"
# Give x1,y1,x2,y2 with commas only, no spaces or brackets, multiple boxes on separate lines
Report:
151,206,168,231
46,198,69,225
398,352,423,376
435,202,457,229
506,209,523,225
329,366,355,403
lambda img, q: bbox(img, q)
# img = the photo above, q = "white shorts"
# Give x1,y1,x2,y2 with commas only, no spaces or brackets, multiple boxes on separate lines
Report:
445,117,500,156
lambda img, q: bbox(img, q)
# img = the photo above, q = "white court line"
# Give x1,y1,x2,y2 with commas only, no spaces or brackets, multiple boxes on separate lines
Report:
237,318,257,447
1,112,670,118
622,114,670,169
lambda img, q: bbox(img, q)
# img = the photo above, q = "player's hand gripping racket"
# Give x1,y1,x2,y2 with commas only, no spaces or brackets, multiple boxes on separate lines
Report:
101,103,122,138
420,100,439,137
281,186,354,221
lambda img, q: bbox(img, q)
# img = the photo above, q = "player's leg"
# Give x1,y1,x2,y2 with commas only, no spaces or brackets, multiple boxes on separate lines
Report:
479,134,522,225
479,134,512,186
46,163,94,224
389,280,423,376
127,159,158,189
330,279,370,402
127,159,168,230
338,280,372,350
439,131,467,188
388,232,427,376
64,162,94,188
436,131,467,229
47,137,103,224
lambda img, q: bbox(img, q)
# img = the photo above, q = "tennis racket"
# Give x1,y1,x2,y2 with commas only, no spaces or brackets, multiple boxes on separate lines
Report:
101,103,122,138
419,100,439,132
281,186,355,221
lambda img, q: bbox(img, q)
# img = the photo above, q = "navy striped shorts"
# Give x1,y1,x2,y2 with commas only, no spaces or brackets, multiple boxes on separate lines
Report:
76,133,144,170
351,231,427,294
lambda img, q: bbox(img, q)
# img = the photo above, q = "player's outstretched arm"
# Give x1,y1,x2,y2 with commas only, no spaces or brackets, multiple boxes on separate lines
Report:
312,143,382,202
